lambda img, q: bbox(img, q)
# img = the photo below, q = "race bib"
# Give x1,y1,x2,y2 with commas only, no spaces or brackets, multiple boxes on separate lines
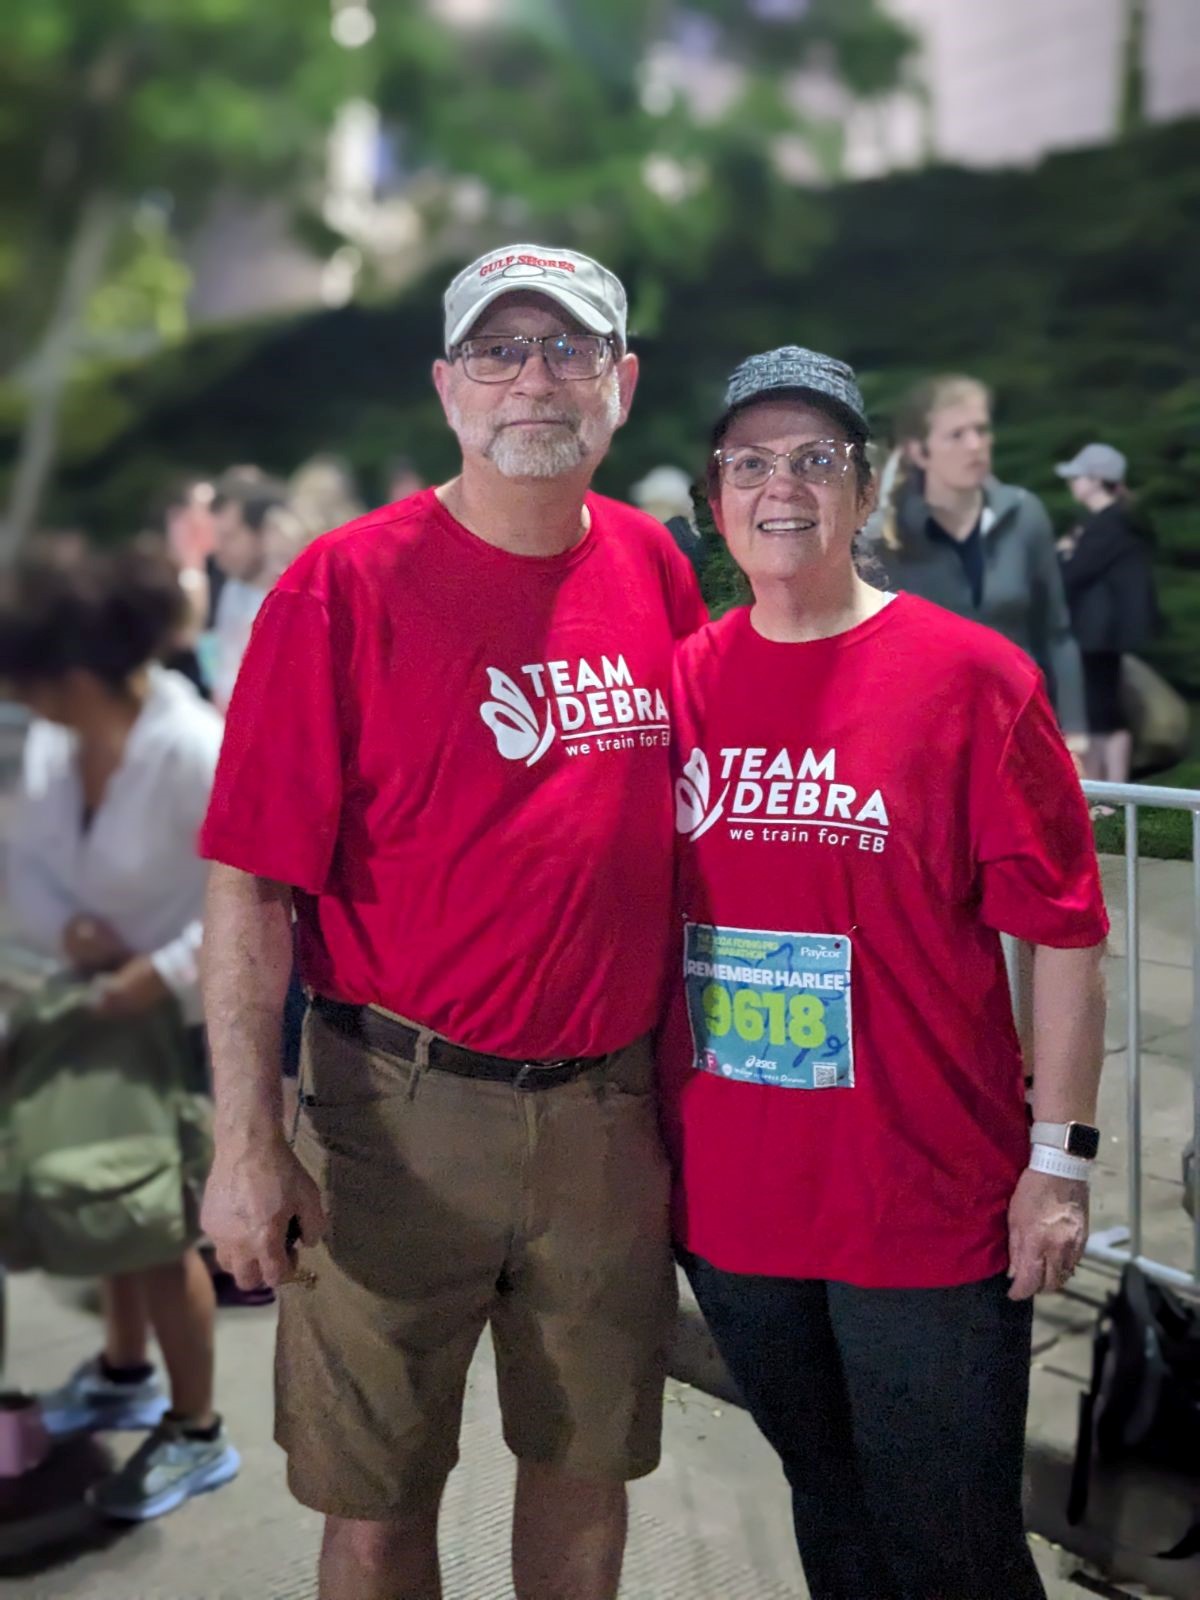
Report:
684,922,854,1090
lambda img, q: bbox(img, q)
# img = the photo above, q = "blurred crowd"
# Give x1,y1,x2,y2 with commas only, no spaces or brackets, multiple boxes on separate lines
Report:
154,453,426,713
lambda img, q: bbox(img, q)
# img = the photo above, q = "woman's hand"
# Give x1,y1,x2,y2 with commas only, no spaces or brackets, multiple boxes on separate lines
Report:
63,914,131,975
89,956,172,1020
1006,1168,1089,1298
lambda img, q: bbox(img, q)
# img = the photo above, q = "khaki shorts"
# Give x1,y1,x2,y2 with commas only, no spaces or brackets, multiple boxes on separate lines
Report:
275,1007,677,1519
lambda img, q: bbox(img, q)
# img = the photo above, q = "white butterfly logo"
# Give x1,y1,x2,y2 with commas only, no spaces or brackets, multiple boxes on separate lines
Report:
675,748,729,840
480,668,556,766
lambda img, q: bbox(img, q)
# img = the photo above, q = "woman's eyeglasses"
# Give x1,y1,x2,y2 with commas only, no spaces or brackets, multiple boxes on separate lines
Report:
714,440,858,490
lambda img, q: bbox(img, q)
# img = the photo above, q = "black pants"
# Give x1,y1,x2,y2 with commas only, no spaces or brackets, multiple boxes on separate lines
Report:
685,1255,1045,1600
1082,650,1126,735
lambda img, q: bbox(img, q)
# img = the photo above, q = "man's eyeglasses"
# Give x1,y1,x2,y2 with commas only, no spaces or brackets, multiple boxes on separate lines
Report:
453,333,614,384
714,440,859,491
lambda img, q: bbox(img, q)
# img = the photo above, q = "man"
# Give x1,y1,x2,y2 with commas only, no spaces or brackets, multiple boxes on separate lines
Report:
199,243,706,1600
161,474,218,631
208,474,290,711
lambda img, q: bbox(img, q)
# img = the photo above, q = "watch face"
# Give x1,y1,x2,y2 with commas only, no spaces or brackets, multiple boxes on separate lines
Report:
1067,1123,1100,1160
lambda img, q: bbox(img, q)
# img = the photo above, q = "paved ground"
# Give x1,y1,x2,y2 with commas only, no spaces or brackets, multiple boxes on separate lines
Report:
0,1272,1146,1600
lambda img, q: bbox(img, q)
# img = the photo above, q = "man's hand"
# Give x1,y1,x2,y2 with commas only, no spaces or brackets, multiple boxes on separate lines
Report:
64,914,131,975
201,1135,327,1291
90,955,172,1019
1007,1167,1089,1299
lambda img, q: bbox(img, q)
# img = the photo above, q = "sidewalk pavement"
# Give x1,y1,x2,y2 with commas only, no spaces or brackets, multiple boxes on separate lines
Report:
0,1271,1149,1600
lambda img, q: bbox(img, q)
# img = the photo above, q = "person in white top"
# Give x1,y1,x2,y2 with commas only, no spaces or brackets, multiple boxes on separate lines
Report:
0,541,239,1521
210,476,291,712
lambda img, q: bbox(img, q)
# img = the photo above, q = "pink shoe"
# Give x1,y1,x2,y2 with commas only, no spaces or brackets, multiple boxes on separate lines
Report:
0,1392,50,1478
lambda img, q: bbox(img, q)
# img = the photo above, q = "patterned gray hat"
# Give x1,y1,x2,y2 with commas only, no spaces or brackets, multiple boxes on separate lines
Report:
723,346,869,437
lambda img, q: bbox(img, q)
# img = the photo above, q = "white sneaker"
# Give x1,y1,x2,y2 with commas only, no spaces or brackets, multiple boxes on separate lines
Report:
38,1356,168,1437
86,1417,240,1521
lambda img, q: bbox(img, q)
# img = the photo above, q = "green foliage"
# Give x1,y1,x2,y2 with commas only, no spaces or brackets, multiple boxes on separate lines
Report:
0,0,914,538
1091,760,1200,861
0,0,366,369
83,207,192,356
8,113,1200,692
1118,0,1148,139
368,0,907,305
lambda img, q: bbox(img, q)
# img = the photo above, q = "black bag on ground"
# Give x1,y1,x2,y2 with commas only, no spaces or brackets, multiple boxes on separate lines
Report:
1068,1262,1200,1558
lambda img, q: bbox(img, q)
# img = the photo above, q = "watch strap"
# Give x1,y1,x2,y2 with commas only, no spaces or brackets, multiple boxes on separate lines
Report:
1030,1143,1093,1183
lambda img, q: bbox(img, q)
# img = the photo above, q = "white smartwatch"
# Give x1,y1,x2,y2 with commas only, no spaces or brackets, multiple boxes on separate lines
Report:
1031,1120,1100,1160
1030,1120,1099,1183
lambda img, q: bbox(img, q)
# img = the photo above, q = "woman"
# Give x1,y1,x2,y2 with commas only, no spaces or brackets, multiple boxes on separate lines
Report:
0,543,239,1520
867,374,1088,760
661,347,1109,1600
1056,442,1160,785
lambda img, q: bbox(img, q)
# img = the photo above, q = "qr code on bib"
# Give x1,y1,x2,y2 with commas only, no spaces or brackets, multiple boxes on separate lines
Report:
813,1064,838,1088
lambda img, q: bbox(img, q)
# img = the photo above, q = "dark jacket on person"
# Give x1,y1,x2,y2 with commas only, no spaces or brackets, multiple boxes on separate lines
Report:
665,514,705,577
862,477,1086,734
1059,502,1160,654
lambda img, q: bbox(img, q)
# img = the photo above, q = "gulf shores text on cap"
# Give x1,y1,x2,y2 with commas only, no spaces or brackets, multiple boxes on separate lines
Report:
479,254,578,278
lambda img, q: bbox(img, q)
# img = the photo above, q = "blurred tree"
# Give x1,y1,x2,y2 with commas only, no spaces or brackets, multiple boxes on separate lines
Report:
0,0,369,554
372,0,915,328
0,0,914,550
84,203,193,359
1118,0,1148,138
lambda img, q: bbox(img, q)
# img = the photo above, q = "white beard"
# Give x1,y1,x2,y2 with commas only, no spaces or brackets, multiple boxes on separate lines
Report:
449,375,622,480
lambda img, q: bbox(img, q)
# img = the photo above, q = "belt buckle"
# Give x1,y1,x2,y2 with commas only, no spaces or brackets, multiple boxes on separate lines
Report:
513,1059,568,1091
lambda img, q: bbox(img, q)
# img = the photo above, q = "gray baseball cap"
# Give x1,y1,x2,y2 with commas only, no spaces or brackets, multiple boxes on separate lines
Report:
722,346,870,437
1056,442,1127,483
443,243,628,350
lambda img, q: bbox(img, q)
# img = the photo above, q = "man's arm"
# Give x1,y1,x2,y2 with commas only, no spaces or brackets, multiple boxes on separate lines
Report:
200,863,326,1288
1007,941,1106,1299
204,864,293,1139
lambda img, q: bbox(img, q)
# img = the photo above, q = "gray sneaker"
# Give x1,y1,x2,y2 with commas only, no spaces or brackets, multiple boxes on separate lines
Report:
38,1356,168,1437
86,1417,240,1521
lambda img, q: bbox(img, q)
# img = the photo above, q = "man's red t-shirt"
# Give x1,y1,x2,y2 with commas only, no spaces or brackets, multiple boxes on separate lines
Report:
200,489,707,1059
659,595,1109,1289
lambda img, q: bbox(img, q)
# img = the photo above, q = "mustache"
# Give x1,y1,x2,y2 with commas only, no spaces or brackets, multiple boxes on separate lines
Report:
493,402,580,429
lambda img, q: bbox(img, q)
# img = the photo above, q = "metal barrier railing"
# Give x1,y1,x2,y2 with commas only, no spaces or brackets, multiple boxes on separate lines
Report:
1073,779,1200,1294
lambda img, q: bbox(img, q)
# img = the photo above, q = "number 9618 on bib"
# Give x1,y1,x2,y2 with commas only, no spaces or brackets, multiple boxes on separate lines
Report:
684,922,854,1090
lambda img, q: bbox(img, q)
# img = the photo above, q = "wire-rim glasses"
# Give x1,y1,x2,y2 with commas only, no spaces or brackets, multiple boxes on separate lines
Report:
714,440,859,490
453,333,614,384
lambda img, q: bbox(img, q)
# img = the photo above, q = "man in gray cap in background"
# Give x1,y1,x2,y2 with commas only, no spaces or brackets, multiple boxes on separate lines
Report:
1056,440,1161,787
198,243,705,1600
1055,441,1127,488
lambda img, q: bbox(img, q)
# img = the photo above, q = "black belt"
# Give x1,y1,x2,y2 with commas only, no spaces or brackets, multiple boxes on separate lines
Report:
311,996,603,1091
